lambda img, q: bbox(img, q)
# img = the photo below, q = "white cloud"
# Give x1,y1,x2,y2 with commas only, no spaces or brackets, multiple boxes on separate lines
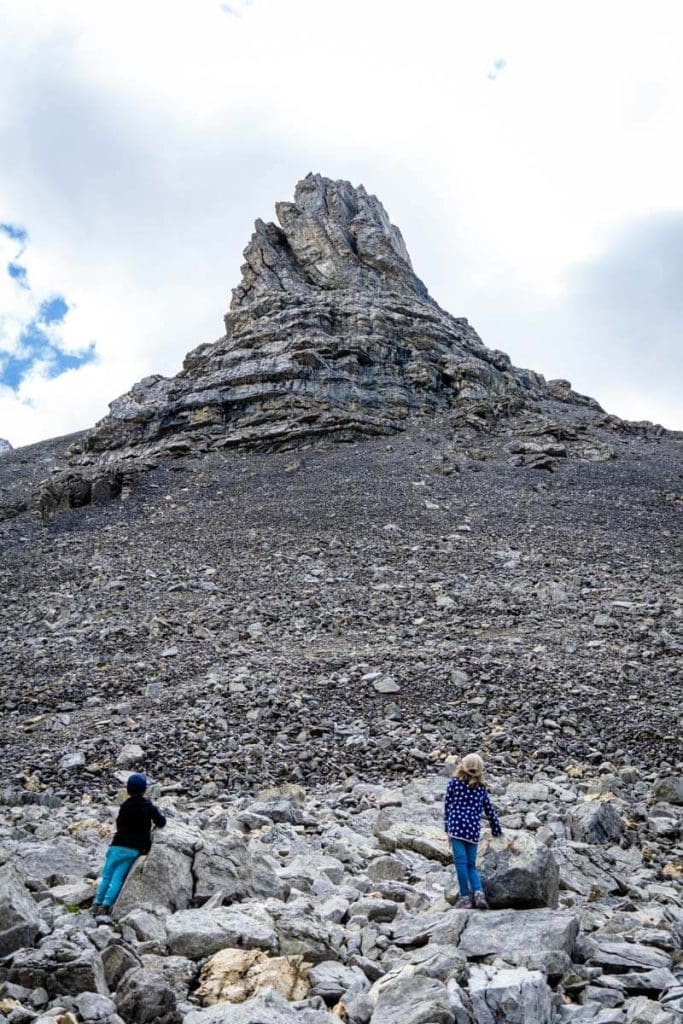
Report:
0,0,681,446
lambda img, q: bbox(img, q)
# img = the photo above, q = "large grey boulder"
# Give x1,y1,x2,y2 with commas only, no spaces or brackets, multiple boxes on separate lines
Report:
468,965,553,1024
457,909,579,958
244,797,304,825
582,939,671,972
308,961,370,1002
14,837,91,885
569,800,625,844
624,995,679,1023
369,969,456,1024
184,988,330,1023
477,831,559,908
278,853,345,891
5,937,108,996
391,909,470,950
73,992,119,1022
194,834,289,905
113,823,200,917
552,842,623,897
101,940,143,990
114,967,180,1024
373,806,451,865
650,777,683,806
0,864,45,956
270,903,339,964
166,906,278,960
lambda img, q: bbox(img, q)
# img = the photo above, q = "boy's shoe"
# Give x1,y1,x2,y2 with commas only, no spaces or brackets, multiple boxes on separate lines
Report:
91,903,103,916
454,896,472,909
473,890,489,910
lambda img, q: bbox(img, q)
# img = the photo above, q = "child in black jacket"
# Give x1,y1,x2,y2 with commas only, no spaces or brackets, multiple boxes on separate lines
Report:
93,773,166,915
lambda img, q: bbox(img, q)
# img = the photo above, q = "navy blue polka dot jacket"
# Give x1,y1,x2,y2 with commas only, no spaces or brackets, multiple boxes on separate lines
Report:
444,779,503,843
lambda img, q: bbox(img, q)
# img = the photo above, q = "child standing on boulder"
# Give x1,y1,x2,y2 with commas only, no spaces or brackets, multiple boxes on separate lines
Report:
444,753,502,910
93,773,166,916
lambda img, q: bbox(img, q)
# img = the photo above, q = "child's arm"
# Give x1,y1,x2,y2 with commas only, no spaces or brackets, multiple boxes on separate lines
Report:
444,780,456,835
150,803,167,829
483,790,503,837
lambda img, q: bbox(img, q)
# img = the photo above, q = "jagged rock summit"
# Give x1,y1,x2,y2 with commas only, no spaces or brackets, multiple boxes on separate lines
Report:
0,438,12,455
40,173,610,512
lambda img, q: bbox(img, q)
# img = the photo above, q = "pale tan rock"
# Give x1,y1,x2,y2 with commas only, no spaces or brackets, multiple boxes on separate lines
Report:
196,947,311,1006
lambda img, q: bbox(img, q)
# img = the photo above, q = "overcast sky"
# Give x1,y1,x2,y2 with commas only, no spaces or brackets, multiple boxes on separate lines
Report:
1,0,681,447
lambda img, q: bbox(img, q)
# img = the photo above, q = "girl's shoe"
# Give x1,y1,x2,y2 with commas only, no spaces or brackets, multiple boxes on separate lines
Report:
473,890,489,910
454,896,472,910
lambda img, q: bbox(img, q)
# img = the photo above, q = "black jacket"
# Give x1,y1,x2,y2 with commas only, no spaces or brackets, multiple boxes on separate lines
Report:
111,794,166,854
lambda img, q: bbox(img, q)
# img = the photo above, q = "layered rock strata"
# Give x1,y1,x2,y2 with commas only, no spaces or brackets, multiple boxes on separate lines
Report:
39,173,602,512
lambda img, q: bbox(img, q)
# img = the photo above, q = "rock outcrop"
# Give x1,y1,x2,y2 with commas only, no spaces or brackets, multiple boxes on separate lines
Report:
0,439,12,455
38,173,609,514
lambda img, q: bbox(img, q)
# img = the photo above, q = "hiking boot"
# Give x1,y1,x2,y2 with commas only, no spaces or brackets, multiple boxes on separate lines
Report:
91,903,103,916
454,896,472,910
473,890,489,910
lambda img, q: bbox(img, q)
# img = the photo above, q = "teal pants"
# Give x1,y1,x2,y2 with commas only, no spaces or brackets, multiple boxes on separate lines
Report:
96,845,139,907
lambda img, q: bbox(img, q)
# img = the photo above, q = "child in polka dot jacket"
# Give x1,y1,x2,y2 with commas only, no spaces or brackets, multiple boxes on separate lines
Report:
444,752,502,909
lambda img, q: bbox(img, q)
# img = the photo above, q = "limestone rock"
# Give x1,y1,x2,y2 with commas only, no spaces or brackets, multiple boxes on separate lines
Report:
477,830,560,908
4,937,108,996
113,823,199,917
569,800,625,844
468,965,553,1024
196,948,310,1006
457,909,579,958
166,906,278,960
0,864,45,957
183,989,323,1024
368,968,457,1024
193,834,289,904
14,837,91,886
650,776,683,806
114,967,180,1024
373,806,451,864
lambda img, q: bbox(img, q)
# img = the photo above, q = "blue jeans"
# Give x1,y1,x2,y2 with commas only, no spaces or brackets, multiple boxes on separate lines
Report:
451,838,482,897
96,845,139,907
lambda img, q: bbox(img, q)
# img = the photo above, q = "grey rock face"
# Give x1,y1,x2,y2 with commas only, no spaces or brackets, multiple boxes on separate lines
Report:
4,937,108,996
114,967,180,1024
650,776,683,806
0,438,12,455
112,836,194,918
0,864,45,957
41,173,604,512
468,965,553,1024
166,906,278,960
14,837,92,886
369,970,457,1024
569,800,625,844
183,989,317,1024
457,908,579,958
477,830,560,908
191,833,289,905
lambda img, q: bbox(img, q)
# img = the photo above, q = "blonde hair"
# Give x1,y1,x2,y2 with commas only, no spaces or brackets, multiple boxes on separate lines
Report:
455,752,485,788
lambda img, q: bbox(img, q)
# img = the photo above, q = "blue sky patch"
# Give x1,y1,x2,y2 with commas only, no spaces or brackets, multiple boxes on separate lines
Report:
1,223,97,390
0,222,28,245
8,261,28,286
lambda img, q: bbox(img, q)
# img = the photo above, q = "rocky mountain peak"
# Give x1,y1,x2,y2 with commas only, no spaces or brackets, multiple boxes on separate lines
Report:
231,172,430,308
0,438,12,455
33,173,640,515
